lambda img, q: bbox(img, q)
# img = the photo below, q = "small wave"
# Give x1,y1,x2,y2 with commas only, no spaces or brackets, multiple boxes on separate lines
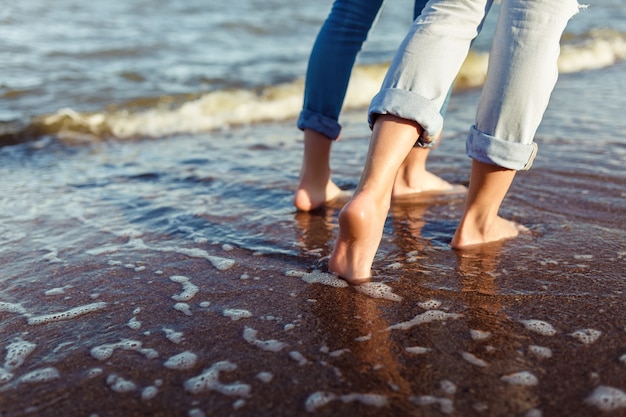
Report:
3,28,624,146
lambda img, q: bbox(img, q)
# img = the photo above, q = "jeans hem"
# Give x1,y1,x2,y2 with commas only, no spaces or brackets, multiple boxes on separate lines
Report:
466,125,538,171
368,88,443,145
297,110,341,140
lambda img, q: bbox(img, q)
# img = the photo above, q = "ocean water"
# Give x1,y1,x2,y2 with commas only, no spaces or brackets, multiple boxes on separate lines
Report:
1,1,625,416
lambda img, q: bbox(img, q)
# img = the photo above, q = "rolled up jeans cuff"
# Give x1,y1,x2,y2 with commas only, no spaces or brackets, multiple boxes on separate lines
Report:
368,88,443,147
466,125,538,171
297,109,341,140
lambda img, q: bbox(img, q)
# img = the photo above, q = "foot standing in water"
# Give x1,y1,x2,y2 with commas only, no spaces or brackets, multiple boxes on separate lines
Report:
294,0,463,212
329,0,583,283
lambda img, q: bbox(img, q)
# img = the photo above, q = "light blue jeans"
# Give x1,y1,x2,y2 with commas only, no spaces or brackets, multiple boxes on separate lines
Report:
369,0,582,170
298,0,433,141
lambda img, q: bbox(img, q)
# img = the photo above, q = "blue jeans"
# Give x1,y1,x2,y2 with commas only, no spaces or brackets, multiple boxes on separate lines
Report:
369,0,581,170
297,0,432,141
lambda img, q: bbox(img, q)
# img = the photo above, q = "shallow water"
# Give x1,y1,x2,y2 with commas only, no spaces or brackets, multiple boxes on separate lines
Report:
1,57,625,415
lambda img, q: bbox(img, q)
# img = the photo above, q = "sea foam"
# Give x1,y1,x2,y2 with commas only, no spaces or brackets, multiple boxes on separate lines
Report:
411,396,454,414
4,339,37,371
242,327,287,352
164,351,198,370
305,391,387,413
184,361,251,397
27,302,107,325
585,385,626,411
353,282,402,302
387,310,462,331
570,328,602,345
520,320,557,336
170,275,199,302
223,309,253,321
500,371,539,386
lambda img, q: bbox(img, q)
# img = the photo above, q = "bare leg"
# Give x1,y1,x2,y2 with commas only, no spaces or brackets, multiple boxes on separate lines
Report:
392,145,463,198
329,115,421,283
451,160,526,249
294,129,346,211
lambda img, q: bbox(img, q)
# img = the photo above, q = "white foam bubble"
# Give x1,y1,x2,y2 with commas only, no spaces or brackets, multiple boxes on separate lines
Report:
18,367,60,384
354,282,402,302
417,300,442,310
127,316,142,330
355,334,372,342
155,245,235,270
299,270,349,288
4,339,37,371
173,303,192,316
207,256,235,271
585,385,626,411
90,339,154,361
223,309,252,321
140,348,159,360
405,346,431,355
187,408,205,417
170,276,199,301
242,327,287,352
329,348,350,357
387,310,462,331
164,327,184,344
0,368,14,384
27,302,107,325
619,353,626,364
90,344,115,361
86,368,103,379
184,361,251,397
470,329,492,341
289,351,308,366
164,351,198,370
440,380,457,395
461,351,489,367
107,374,137,393
500,371,538,386
520,320,557,336
44,286,71,296
570,328,602,345
42,248,62,263
256,372,273,383
341,393,388,408
141,386,159,400
528,345,553,359
411,396,454,414
226,399,244,412
0,302,27,315
305,392,338,412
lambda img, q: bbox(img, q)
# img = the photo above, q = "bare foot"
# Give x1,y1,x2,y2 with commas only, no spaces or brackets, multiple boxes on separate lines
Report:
451,215,528,249
294,179,347,212
391,147,466,199
328,190,389,284
294,129,351,212
392,169,465,198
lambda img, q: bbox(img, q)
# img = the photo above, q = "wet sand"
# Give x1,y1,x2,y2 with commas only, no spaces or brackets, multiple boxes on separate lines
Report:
1,193,625,417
